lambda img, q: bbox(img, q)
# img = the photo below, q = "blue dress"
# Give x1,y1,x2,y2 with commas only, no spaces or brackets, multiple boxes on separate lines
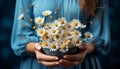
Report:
11,0,110,69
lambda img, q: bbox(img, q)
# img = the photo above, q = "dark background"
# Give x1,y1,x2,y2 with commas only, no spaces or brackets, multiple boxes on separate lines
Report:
0,0,120,69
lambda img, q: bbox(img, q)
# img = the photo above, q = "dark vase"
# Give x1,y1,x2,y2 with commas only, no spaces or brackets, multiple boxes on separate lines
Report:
42,46,79,59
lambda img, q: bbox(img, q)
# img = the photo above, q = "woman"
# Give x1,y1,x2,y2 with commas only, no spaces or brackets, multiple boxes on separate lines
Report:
11,0,110,69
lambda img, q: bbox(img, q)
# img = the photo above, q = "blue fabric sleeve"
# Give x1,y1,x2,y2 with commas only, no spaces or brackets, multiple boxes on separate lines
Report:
11,0,39,57
87,1,111,56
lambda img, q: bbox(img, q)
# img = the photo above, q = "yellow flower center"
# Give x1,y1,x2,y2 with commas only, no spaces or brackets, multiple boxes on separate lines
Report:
85,33,91,39
66,32,71,36
37,18,42,23
54,23,58,27
52,29,56,33
60,20,65,24
51,45,56,49
44,31,48,35
61,45,66,49
42,42,48,46
75,39,79,43
45,12,49,16
55,35,60,39
64,39,68,43
86,35,91,38
74,31,79,35
45,36,49,39
73,22,78,26
39,29,43,34
46,24,50,27
67,24,71,28
40,36,44,40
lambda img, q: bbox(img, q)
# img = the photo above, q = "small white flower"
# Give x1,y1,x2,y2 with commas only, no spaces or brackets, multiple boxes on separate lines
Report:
66,23,74,30
71,30,82,38
50,43,59,51
52,20,61,29
41,41,49,48
71,19,81,29
42,10,52,16
54,34,61,41
50,28,59,35
37,28,45,36
35,17,44,26
58,17,67,26
18,13,24,20
73,38,82,46
44,23,51,29
59,44,69,53
84,32,93,39
43,30,49,36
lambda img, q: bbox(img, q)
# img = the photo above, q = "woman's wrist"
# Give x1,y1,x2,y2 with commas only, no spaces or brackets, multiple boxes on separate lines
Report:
85,42,95,54
26,42,37,54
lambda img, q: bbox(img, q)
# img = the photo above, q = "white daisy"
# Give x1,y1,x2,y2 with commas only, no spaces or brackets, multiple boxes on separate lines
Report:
50,28,59,35
66,31,72,36
52,20,61,29
41,41,49,48
84,32,93,39
37,28,45,36
50,43,59,51
66,23,74,30
43,30,48,36
73,38,82,47
59,44,69,53
44,23,51,29
54,34,61,41
41,35,50,42
35,17,44,26
60,30,67,38
58,17,67,26
18,13,24,20
71,19,81,29
71,30,82,38
42,10,52,16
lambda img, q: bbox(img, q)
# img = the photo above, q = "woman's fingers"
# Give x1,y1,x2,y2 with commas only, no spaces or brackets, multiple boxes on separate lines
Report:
63,53,82,61
34,43,41,50
34,43,59,61
38,60,59,68
35,50,59,61
59,59,79,67
63,48,87,61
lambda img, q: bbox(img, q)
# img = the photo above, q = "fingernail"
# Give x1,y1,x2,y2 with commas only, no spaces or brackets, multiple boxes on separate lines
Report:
59,60,62,63
63,56,67,58
37,46,41,50
35,43,41,50
56,62,59,65
55,57,59,60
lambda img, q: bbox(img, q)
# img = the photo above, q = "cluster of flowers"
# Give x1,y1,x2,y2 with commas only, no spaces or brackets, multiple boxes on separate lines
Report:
18,10,93,52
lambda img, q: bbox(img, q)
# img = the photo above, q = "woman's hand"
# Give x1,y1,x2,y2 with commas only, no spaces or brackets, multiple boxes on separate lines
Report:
34,43,59,68
59,46,87,67
59,42,95,67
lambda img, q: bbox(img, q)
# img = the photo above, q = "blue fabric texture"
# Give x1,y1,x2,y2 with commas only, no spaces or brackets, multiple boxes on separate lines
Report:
11,0,110,69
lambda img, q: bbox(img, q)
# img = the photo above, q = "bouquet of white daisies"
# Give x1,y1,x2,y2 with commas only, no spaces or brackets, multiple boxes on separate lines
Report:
33,10,93,58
